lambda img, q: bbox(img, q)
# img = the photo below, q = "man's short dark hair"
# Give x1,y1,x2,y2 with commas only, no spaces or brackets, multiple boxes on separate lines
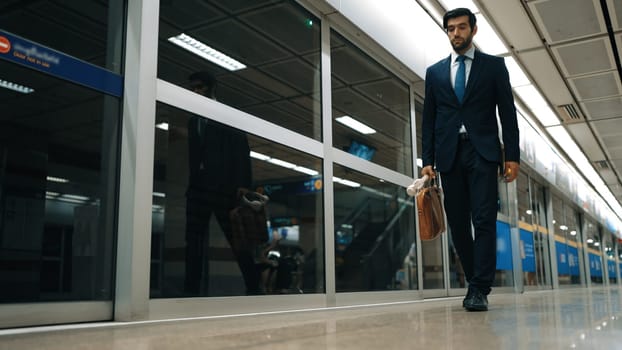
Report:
188,71,217,98
443,8,476,31
189,71,216,88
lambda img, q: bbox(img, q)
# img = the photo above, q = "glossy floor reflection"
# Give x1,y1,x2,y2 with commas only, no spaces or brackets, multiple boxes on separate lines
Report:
1,287,622,349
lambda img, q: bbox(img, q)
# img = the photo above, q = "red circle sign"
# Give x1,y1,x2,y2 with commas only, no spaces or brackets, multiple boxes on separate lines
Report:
0,36,10,54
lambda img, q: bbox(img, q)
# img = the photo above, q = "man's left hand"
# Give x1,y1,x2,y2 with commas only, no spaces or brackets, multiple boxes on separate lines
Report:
503,161,519,183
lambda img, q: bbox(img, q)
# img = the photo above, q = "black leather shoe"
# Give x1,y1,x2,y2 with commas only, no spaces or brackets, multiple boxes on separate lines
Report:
462,289,473,308
464,289,488,311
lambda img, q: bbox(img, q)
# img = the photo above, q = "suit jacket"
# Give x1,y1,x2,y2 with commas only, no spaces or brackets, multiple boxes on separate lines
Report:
187,116,252,196
422,50,519,172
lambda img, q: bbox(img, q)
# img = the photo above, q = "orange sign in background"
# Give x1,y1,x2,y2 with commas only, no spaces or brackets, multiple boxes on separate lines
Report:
0,36,10,54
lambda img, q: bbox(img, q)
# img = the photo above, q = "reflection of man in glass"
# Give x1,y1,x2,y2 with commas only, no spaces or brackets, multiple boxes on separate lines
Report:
184,71,259,295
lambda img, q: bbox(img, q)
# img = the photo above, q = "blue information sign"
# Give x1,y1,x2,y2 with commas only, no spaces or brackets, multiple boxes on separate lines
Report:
607,260,616,279
567,246,580,276
556,242,569,275
496,221,512,271
589,253,602,277
0,30,122,97
519,229,536,273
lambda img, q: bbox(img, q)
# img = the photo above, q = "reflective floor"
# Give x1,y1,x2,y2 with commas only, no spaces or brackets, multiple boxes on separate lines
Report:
1,287,622,349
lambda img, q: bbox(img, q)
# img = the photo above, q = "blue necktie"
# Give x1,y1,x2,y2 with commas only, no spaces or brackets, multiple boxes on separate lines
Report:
455,55,466,103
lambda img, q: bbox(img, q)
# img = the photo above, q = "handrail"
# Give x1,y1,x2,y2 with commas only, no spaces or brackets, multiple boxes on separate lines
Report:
360,198,411,262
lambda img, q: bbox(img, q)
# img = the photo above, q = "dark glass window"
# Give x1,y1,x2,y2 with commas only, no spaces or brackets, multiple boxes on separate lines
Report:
0,0,125,73
0,60,119,302
331,30,412,175
333,164,416,292
158,0,322,139
151,102,325,297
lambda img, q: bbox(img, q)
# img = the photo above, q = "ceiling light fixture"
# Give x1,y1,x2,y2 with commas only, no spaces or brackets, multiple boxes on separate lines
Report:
156,122,169,131
47,176,69,183
249,151,318,176
0,79,34,94
334,176,361,188
168,33,247,71
336,116,376,135
514,85,560,126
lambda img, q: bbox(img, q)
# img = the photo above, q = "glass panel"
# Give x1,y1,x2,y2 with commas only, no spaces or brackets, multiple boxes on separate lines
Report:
494,220,514,287
157,0,322,140
517,171,536,287
0,0,125,73
497,181,510,216
563,203,581,285
602,231,616,283
0,60,119,302
555,198,583,286
517,172,530,223
152,102,324,297
333,164,417,292
531,178,551,288
331,30,413,176
414,99,445,289
448,236,465,289
585,219,603,285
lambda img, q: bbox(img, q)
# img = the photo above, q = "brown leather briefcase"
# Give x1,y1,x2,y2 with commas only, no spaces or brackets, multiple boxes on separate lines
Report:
416,179,446,241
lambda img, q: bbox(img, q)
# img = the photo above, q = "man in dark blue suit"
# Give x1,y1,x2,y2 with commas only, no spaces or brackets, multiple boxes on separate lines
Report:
421,8,520,311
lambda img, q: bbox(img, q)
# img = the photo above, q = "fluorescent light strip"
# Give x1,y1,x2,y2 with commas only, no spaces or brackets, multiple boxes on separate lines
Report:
268,158,296,169
47,176,69,183
514,85,560,126
474,14,508,55
336,116,376,135
55,197,87,205
250,151,271,161
293,166,319,176
0,79,34,94
439,0,479,12
168,33,246,71
153,192,166,198
62,194,89,201
333,176,361,188
250,151,318,176
504,57,530,87
156,122,169,131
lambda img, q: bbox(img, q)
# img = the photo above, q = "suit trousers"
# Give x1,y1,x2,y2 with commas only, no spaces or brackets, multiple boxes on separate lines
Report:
440,137,498,295
185,191,261,296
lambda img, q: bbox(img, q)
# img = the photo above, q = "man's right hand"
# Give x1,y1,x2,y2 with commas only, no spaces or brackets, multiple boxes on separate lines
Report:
421,165,436,179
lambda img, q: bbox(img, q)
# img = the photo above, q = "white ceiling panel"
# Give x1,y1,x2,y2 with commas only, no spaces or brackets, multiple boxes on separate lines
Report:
477,0,542,51
601,133,622,151
569,71,621,101
529,0,605,44
552,38,615,77
596,166,618,184
591,119,622,138
582,97,622,120
566,123,606,160
517,49,573,105
607,0,622,31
